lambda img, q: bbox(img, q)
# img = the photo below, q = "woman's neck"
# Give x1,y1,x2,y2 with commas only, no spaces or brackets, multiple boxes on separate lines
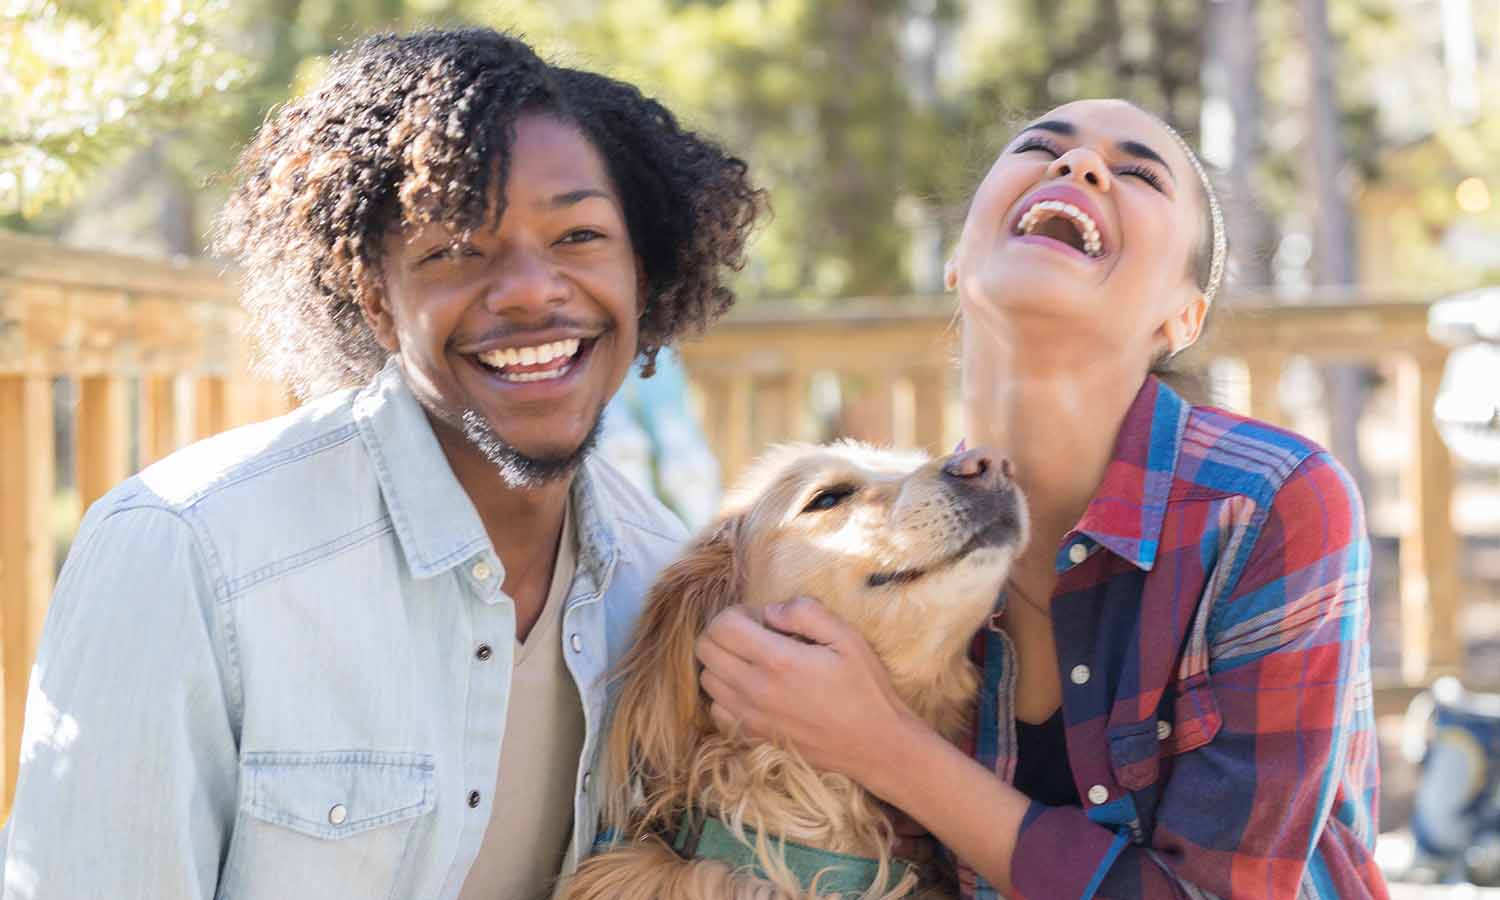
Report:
961,324,1147,551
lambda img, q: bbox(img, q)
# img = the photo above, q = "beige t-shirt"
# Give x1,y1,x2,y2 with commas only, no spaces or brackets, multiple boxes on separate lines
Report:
459,504,585,900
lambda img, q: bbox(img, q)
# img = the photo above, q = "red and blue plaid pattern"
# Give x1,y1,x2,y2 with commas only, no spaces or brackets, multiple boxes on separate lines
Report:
960,377,1387,899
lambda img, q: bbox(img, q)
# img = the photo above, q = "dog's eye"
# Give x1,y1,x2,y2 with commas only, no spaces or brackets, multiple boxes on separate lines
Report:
802,486,856,513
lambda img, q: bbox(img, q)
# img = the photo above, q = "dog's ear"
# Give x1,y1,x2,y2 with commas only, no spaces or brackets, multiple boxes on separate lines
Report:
601,514,744,830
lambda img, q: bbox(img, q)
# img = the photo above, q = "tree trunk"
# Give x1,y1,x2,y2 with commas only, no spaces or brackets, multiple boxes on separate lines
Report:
1296,0,1371,495
1203,0,1274,286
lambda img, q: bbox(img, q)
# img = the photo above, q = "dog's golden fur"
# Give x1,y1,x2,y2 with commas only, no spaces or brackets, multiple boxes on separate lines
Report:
560,442,1025,900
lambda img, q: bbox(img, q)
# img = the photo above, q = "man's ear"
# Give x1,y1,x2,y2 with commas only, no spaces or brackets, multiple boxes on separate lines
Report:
1161,292,1209,356
359,281,400,353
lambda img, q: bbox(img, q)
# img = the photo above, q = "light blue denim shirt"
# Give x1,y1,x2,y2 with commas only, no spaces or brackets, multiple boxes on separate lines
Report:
2,360,688,899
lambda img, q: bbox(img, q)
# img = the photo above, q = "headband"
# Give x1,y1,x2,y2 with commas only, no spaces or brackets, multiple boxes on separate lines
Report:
1163,124,1227,307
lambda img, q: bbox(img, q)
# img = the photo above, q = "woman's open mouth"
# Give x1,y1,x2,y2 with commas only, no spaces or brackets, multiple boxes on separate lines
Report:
473,337,595,383
1012,199,1106,259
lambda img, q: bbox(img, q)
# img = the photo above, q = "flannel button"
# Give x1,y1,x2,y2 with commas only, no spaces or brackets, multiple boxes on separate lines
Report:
471,560,492,581
1070,664,1091,685
328,804,347,826
1157,719,1173,741
1087,784,1110,805
1067,543,1088,565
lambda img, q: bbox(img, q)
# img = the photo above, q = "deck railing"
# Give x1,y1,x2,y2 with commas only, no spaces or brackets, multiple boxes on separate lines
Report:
0,232,292,812
0,232,1473,816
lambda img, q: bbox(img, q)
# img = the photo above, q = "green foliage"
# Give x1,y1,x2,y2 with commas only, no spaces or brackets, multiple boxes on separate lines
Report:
0,0,244,217
7,0,1496,295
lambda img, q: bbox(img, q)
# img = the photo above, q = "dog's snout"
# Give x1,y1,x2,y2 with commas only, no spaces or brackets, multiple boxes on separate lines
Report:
942,448,1011,486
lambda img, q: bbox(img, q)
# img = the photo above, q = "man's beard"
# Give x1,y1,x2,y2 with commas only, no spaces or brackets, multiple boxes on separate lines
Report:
459,408,603,490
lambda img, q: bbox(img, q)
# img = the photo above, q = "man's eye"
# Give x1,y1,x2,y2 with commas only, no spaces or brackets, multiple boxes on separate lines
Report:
801,486,856,513
417,244,481,265
558,228,604,245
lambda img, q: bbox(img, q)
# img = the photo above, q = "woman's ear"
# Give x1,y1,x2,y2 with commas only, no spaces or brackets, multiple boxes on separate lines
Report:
600,515,744,830
1162,292,1209,356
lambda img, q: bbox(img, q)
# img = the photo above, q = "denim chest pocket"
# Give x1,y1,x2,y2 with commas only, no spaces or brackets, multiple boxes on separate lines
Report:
218,751,435,900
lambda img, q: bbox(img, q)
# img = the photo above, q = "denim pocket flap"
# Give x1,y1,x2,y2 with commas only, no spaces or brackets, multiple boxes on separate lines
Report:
242,750,435,840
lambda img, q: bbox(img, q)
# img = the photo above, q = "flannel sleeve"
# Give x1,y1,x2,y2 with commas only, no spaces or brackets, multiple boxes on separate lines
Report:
1007,451,1387,899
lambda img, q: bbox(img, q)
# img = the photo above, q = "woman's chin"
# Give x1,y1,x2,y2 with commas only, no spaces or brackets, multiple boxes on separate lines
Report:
962,269,1093,320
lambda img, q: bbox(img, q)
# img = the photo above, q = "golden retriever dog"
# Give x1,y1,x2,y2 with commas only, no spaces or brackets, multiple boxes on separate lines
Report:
559,442,1026,900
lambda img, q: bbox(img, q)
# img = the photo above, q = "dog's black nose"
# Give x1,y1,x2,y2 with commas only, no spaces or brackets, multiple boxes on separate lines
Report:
943,447,1012,484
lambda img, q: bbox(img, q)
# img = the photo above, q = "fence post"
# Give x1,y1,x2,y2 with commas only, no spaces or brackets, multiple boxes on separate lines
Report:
76,375,131,510
0,374,56,815
1398,350,1461,682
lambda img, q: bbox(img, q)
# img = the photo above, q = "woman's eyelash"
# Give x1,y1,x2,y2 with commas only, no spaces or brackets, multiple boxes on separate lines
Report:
1120,165,1166,192
1012,137,1060,157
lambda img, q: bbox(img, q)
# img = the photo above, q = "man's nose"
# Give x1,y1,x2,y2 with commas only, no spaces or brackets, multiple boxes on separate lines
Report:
482,249,568,314
1046,147,1112,191
942,447,1014,487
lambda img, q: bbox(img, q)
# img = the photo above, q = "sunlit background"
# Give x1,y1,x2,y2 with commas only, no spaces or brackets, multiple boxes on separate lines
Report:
3,1,1500,893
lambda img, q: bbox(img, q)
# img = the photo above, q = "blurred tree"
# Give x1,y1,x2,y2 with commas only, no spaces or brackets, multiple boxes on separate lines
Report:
0,0,243,219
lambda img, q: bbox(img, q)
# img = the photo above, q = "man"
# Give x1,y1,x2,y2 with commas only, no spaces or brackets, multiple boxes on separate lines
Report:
3,28,761,899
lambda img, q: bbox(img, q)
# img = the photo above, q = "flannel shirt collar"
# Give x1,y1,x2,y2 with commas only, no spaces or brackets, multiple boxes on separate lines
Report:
1063,375,1189,573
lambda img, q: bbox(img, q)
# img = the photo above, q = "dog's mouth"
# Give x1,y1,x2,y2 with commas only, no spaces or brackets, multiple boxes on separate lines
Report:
865,516,1018,589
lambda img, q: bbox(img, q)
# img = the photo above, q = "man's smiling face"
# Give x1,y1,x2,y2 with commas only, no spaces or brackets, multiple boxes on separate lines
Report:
368,113,642,486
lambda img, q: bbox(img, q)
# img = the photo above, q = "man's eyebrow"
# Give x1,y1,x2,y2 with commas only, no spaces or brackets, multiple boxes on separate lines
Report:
546,188,614,209
1118,140,1177,182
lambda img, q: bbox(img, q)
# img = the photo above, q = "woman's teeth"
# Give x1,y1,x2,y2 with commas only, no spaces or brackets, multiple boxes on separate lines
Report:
1015,200,1104,257
477,338,583,381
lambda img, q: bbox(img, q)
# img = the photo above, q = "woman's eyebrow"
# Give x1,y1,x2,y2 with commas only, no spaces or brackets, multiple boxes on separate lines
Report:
1019,119,1075,137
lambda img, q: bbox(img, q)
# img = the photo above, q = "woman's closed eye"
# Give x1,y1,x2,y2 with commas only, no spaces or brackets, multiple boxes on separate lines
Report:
1012,137,1061,158
1119,164,1167,194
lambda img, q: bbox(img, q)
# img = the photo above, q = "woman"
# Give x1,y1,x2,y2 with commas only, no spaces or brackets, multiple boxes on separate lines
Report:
695,99,1388,899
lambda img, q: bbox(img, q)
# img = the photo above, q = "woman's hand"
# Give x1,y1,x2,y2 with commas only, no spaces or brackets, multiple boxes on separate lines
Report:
694,597,926,786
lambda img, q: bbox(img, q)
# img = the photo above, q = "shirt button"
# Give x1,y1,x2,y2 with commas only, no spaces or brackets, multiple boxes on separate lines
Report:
471,561,492,581
1157,719,1173,741
1070,664,1091,685
475,643,493,661
582,770,592,792
468,790,482,808
1087,784,1110,806
570,634,583,653
1068,543,1089,565
327,803,347,826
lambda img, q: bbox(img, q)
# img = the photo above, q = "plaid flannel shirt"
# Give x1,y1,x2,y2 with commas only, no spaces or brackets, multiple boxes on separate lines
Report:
960,376,1387,899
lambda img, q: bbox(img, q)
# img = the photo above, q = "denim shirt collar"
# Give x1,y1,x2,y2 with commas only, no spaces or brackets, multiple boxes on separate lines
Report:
1065,375,1189,573
353,359,619,588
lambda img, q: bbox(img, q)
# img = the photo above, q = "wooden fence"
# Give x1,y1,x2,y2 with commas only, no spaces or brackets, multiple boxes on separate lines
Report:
0,232,1472,816
0,232,291,813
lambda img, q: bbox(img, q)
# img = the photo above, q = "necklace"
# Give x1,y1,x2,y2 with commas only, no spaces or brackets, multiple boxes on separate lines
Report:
1006,579,1053,619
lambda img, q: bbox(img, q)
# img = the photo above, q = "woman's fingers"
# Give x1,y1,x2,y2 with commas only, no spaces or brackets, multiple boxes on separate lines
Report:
763,596,852,648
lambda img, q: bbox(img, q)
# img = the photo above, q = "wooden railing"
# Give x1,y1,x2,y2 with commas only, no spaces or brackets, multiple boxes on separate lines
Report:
677,296,1465,695
0,233,1475,818
0,232,292,813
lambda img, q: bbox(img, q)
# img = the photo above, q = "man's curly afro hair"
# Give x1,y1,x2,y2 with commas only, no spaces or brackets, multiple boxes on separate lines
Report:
214,27,765,399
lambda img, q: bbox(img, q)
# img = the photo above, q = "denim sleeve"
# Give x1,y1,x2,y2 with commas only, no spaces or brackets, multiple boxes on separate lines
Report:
3,504,239,899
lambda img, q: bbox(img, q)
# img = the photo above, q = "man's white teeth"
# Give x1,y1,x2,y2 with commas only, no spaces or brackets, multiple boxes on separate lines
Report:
1016,200,1104,257
501,369,566,383
477,337,582,370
